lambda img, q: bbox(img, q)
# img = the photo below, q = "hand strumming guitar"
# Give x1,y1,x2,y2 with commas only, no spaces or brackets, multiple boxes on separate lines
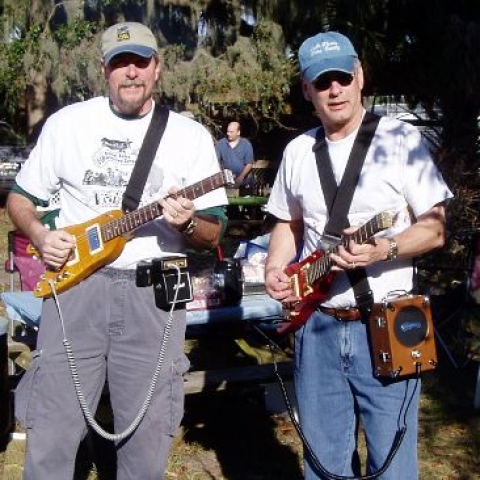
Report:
34,229,76,270
265,265,299,304
7,191,76,270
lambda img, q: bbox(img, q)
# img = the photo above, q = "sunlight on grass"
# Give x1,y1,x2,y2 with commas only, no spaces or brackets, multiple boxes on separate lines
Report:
167,431,223,479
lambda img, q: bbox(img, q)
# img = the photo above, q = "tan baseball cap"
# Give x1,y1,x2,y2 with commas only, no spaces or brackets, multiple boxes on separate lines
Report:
101,22,158,66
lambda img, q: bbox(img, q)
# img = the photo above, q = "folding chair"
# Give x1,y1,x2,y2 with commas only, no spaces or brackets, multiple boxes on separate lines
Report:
2,229,44,375
250,159,275,195
5,229,45,292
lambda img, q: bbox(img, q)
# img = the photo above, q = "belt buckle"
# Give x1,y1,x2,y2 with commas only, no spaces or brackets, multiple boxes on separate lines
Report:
334,308,347,321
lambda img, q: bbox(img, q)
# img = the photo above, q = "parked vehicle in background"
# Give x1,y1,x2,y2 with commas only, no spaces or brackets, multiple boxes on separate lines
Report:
367,97,442,153
0,147,30,196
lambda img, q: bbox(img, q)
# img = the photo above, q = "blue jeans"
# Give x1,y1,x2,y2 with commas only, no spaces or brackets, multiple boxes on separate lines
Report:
294,310,420,480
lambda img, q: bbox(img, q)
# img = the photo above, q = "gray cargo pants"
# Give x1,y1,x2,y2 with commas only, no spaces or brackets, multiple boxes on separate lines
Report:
15,268,189,480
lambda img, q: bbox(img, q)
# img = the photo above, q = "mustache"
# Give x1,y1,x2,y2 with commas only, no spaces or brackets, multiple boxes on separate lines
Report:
120,80,145,87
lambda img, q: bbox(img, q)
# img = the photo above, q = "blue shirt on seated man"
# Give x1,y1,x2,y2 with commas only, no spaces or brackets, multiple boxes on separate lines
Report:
215,121,255,193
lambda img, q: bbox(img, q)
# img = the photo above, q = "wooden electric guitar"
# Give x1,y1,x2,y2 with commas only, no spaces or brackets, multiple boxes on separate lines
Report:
28,169,235,298
278,211,395,334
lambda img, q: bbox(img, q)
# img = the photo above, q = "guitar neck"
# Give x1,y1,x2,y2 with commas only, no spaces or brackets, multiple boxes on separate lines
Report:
101,171,226,241
351,215,382,244
306,214,382,285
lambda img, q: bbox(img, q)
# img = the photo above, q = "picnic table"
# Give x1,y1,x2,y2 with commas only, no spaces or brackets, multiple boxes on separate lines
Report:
1,291,281,330
1,290,292,395
227,196,268,208
226,195,269,237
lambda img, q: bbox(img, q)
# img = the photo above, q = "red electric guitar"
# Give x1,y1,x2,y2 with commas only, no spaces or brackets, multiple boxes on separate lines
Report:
278,211,395,334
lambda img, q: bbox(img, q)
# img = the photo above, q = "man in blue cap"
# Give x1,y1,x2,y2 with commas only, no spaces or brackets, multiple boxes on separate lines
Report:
265,31,452,479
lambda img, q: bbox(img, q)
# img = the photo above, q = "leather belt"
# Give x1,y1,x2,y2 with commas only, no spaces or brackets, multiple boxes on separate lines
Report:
318,306,362,321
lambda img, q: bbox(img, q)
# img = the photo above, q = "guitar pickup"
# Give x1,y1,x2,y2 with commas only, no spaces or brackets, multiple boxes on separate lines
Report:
86,224,103,255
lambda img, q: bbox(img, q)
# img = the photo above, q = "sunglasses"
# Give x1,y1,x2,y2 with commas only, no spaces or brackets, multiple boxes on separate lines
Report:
312,72,355,91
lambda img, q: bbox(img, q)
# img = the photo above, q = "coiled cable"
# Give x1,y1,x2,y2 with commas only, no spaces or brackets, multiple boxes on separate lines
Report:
48,263,182,442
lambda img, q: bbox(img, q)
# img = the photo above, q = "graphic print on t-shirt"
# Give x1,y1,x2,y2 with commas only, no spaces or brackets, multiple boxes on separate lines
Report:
82,137,164,209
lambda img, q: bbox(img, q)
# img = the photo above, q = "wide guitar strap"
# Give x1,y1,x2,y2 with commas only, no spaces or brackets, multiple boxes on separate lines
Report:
122,103,170,213
313,112,381,317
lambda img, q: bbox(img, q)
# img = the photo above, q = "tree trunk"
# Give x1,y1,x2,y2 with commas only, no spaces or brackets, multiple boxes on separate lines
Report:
26,71,53,141
25,0,54,141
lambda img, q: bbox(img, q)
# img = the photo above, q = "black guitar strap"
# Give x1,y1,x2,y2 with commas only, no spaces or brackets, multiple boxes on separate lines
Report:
122,103,170,213
313,112,381,317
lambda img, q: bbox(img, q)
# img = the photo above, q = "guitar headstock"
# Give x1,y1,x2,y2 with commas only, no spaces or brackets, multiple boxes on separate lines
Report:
356,210,399,243
222,169,236,187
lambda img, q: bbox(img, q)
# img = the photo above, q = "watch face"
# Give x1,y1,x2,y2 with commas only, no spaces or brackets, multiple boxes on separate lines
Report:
184,219,196,235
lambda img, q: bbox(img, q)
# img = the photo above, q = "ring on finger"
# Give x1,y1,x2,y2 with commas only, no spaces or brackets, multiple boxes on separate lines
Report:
351,261,356,269
171,211,178,218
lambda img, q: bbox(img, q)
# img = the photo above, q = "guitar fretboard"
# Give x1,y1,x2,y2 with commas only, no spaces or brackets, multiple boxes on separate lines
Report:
306,213,389,285
101,171,228,241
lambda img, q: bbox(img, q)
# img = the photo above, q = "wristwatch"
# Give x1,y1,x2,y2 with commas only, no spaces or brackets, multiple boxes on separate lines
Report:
386,238,398,261
181,218,197,236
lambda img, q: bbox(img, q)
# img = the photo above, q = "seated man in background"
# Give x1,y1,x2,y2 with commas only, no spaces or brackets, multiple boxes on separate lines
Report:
216,121,255,195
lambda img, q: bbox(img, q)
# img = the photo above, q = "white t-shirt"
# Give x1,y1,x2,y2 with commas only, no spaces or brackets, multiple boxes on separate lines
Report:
16,97,228,269
267,115,453,307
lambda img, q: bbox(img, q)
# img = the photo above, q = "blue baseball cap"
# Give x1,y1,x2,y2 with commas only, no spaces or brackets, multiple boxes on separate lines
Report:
102,22,158,66
298,32,358,83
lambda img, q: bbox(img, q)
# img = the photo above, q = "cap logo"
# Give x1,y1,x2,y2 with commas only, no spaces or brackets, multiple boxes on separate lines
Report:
116,25,131,42
310,41,341,58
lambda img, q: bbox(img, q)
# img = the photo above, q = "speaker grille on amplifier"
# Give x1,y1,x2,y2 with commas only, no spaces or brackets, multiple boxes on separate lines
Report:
368,295,438,378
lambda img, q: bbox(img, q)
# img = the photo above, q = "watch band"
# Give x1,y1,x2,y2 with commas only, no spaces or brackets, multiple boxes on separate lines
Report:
181,218,197,236
386,238,398,261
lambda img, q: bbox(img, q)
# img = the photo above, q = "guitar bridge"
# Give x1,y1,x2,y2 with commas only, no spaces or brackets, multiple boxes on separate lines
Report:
291,274,301,297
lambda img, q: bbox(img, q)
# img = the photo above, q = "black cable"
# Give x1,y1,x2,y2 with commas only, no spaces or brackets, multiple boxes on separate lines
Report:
251,324,420,480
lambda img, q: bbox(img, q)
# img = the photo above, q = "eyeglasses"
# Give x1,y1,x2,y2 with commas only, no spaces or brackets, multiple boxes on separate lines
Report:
312,72,355,91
